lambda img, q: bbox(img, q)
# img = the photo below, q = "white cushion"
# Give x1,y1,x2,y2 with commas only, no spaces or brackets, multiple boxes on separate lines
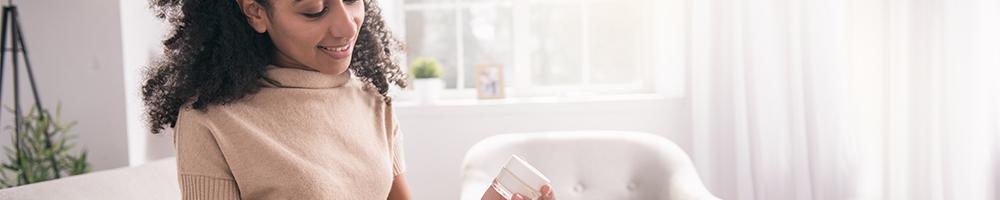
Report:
460,131,719,200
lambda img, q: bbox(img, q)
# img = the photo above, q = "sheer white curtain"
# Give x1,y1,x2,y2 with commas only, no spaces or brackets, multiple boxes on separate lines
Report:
686,0,1000,199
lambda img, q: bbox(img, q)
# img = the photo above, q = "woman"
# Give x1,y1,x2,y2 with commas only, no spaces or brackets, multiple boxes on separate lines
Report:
142,0,555,199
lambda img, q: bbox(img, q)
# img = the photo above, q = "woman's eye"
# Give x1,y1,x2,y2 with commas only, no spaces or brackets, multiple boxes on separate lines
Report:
344,0,361,5
302,6,329,18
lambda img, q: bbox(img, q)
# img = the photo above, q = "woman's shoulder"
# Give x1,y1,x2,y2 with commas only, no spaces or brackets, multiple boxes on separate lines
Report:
173,103,212,136
174,101,243,132
338,77,392,107
174,100,263,137
175,102,214,129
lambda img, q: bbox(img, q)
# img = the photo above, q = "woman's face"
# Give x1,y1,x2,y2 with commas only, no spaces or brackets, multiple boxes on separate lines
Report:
242,0,365,75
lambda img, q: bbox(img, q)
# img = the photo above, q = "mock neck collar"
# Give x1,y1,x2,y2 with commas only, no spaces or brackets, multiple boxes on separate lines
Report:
261,65,352,89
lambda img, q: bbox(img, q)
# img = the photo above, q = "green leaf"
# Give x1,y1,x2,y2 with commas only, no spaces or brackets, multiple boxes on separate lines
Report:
409,57,445,79
0,103,88,187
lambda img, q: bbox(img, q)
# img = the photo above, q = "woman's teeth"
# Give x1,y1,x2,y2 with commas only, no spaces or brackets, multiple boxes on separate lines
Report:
319,45,349,52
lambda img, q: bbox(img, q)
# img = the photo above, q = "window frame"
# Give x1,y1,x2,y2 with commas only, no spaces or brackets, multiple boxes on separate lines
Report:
401,0,657,100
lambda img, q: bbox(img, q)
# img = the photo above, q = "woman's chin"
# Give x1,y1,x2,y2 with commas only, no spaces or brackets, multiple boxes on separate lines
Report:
312,63,351,75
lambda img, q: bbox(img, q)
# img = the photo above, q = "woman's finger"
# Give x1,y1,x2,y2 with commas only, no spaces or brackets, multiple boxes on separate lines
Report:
540,185,555,200
511,193,526,200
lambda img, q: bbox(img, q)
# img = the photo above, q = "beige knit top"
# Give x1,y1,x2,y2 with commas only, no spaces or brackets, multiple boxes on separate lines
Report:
172,66,405,199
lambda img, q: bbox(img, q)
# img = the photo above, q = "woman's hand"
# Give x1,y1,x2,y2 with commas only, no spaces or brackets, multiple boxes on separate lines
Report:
480,181,556,200
516,185,555,200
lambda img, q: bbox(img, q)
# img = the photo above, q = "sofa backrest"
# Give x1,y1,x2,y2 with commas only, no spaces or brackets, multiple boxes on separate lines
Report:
0,157,179,200
460,131,719,200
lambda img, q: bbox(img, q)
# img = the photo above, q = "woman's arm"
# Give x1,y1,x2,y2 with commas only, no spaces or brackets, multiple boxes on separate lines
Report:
174,110,241,199
387,175,413,200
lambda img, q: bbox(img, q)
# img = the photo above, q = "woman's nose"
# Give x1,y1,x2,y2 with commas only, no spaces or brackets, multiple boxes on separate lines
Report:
327,2,359,39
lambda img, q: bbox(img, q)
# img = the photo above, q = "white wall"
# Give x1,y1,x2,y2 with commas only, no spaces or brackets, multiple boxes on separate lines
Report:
0,0,174,173
0,0,130,171
119,0,172,166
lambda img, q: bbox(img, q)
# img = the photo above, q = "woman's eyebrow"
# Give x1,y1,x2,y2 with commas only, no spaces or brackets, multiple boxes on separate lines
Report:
292,0,321,6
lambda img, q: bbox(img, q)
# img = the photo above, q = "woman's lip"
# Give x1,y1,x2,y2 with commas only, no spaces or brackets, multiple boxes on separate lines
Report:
318,44,352,60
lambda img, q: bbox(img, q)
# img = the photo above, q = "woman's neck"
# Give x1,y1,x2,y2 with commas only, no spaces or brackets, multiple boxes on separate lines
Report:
272,51,319,72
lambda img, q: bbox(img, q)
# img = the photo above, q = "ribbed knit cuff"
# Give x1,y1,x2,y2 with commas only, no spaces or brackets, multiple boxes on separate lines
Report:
179,174,241,200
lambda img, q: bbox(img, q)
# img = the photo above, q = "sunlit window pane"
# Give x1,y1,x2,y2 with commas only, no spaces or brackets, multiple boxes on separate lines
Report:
587,1,642,85
405,10,459,89
462,7,513,89
528,4,582,86
401,0,662,98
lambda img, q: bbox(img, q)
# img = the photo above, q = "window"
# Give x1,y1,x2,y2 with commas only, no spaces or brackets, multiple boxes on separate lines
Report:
402,0,664,99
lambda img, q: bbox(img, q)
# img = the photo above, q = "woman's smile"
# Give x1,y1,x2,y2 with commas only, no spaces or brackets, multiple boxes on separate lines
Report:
318,43,352,60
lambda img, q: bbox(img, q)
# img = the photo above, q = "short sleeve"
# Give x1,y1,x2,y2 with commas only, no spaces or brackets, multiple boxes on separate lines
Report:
385,105,407,176
174,108,242,200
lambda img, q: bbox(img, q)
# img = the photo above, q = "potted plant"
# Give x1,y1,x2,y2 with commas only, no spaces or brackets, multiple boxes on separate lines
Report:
0,104,90,188
409,57,445,104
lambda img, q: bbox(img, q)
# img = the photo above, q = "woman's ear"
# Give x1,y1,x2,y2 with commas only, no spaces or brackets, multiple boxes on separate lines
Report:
236,0,269,33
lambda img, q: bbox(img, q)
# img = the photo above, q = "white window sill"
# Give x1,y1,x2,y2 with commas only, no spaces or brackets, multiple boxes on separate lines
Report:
394,93,680,110
393,93,685,119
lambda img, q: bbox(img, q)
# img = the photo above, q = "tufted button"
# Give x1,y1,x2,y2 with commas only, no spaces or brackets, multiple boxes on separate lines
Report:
626,181,638,191
573,183,585,193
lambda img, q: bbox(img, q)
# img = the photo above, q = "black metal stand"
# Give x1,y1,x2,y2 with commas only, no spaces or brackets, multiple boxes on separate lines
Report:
0,4,58,185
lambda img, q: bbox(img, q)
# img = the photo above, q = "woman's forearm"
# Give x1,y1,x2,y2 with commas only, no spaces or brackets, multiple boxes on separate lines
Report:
387,175,413,200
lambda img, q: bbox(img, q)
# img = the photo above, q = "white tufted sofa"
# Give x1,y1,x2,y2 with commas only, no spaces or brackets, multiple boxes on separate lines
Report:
460,131,720,200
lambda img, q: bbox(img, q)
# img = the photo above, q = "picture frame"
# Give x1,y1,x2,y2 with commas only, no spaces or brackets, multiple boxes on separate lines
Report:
475,63,505,99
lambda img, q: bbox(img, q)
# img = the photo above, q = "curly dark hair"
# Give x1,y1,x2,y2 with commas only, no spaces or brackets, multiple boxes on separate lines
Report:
142,0,408,134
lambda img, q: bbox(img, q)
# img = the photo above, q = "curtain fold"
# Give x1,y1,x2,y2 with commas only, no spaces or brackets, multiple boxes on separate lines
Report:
687,0,1000,199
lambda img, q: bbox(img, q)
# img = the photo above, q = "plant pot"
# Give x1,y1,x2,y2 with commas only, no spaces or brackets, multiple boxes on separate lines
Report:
413,78,444,104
